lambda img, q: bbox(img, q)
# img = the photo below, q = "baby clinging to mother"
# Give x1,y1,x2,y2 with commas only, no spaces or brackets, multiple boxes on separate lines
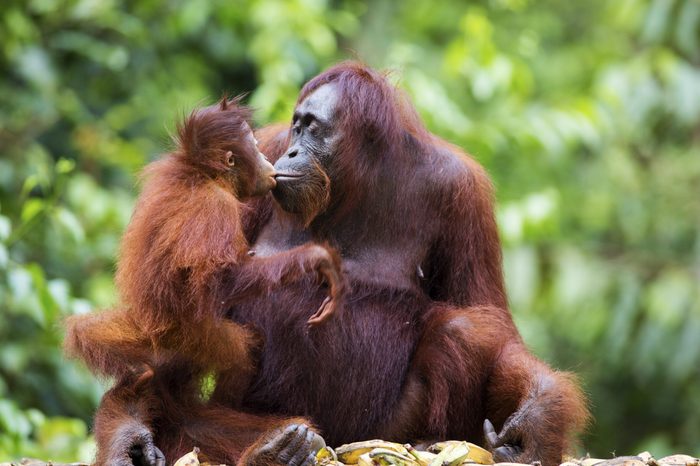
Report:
64,96,343,384
66,62,587,466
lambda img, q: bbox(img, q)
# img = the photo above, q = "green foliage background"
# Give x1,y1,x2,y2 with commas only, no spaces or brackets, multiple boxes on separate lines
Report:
0,0,698,462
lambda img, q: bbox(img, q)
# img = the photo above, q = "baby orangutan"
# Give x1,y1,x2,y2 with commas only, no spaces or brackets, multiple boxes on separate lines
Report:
65,97,344,381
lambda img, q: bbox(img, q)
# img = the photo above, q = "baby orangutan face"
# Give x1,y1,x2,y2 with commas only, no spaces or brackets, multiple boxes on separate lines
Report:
178,97,277,200
226,124,277,200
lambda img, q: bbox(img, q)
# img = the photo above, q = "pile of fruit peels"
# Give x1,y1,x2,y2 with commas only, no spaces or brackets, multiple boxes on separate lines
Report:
132,441,700,466
2,441,698,466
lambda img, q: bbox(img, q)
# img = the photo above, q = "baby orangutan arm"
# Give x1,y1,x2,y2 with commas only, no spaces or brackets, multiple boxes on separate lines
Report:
225,243,345,326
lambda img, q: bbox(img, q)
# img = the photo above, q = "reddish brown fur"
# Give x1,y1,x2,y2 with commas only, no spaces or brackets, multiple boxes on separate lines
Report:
86,63,587,466
65,98,344,379
65,99,346,465
231,62,588,465
93,361,317,466
65,98,264,379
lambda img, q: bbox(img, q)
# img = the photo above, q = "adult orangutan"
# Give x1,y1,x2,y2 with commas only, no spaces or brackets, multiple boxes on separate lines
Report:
89,62,588,466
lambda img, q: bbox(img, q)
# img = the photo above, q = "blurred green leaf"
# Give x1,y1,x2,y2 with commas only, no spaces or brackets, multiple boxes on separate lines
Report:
0,0,698,460
0,400,31,438
0,216,11,242
53,208,85,243
20,199,45,224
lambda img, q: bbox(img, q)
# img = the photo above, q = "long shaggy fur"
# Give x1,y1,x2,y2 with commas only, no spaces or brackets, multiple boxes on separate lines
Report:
230,62,588,465
65,97,345,466
86,63,588,466
65,98,262,379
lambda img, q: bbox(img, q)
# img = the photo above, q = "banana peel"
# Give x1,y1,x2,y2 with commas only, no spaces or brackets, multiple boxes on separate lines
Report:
407,445,439,466
336,440,411,464
174,448,200,466
317,446,339,464
428,441,494,465
429,442,468,466
357,451,417,466
370,448,420,465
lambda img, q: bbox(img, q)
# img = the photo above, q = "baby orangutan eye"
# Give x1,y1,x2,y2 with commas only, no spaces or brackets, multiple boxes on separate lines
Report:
226,151,235,167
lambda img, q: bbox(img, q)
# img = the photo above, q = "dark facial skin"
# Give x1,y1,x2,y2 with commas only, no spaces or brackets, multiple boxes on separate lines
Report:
272,84,338,219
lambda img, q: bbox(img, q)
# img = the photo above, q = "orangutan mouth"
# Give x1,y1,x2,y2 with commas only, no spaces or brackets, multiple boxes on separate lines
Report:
275,172,304,180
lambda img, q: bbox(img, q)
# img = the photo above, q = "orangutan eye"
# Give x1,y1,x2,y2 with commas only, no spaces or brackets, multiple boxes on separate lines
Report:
301,114,315,126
